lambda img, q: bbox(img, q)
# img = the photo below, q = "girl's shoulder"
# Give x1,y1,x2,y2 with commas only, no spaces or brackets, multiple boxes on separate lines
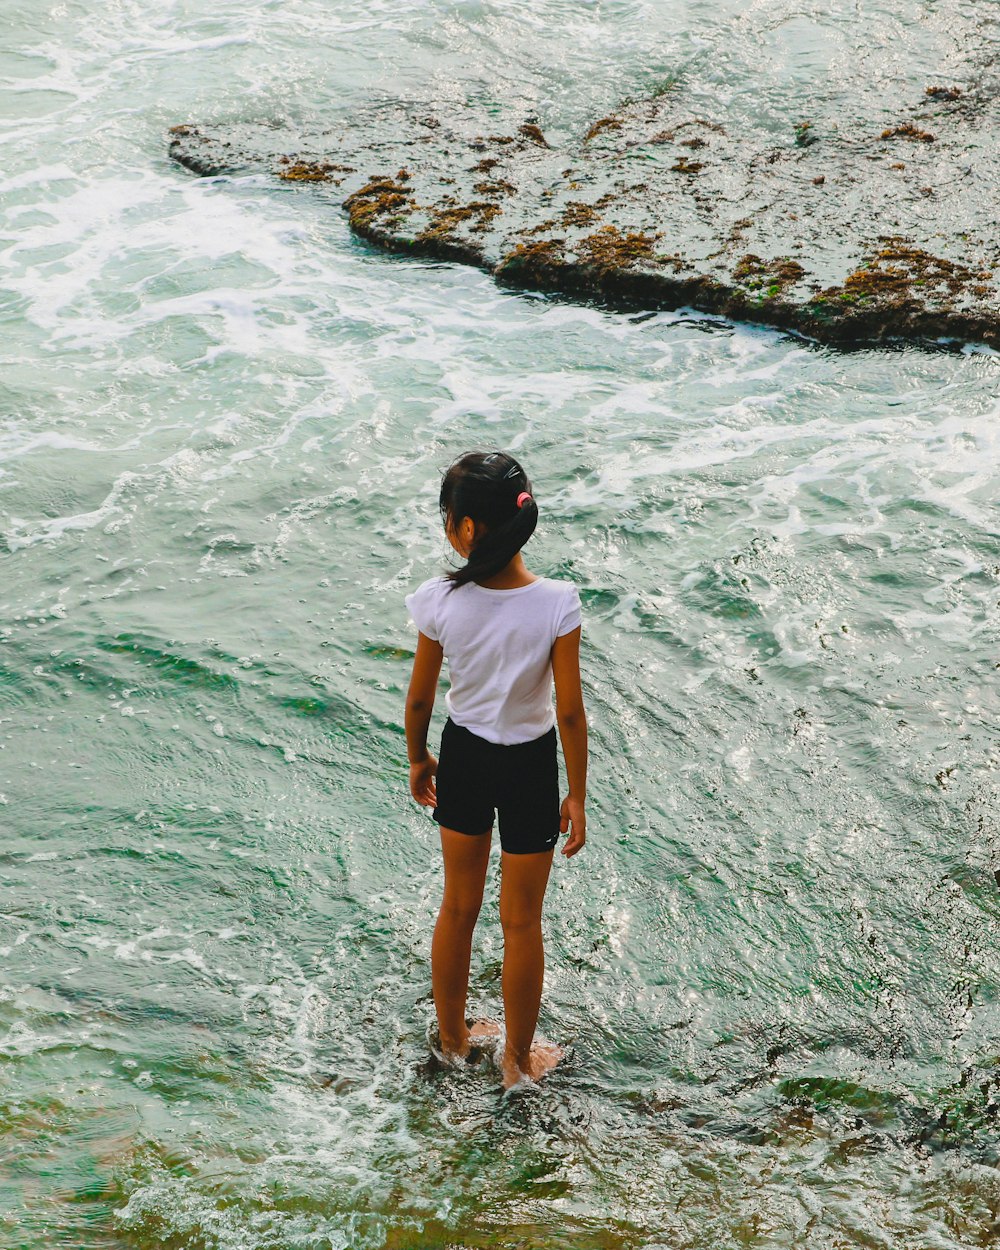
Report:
535,575,581,602
410,574,450,597
534,577,582,635
404,576,451,641
538,575,578,591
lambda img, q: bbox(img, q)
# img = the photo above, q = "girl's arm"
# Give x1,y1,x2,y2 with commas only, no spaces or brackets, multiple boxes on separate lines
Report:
552,625,587,857
405,630,444,806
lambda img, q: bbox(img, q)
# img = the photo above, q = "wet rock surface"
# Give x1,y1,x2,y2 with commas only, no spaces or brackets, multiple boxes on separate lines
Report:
169,61,1000,350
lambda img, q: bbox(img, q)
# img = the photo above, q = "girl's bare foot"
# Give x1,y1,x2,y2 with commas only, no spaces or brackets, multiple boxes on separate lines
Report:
464,1017,502,1061
501,1040,564,1089
436,1017,501,1063
469,1018,501,1043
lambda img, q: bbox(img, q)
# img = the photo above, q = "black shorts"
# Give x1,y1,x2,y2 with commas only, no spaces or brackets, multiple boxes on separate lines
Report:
433,717,560,855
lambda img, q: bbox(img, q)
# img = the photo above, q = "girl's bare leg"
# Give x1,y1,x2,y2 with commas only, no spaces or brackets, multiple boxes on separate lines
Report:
499,848,561,1087
432,826,494,1056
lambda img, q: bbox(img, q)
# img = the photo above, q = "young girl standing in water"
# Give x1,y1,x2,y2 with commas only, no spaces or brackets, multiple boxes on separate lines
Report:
404,451,587,1089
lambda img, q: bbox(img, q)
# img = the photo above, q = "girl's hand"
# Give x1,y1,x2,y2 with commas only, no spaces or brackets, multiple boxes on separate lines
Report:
409,754,438,807
559,795,586,857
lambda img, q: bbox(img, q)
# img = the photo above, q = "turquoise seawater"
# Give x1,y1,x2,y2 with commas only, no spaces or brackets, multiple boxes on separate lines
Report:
2,2,999,1247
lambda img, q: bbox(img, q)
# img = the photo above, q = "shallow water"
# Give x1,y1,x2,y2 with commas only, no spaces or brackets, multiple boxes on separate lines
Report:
2,2,1000,1247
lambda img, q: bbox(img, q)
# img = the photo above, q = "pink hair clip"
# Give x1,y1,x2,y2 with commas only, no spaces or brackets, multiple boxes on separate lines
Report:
516,491,533,508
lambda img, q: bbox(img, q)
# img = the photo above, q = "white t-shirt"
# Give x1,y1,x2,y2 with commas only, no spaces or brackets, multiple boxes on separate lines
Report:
405,575,582,745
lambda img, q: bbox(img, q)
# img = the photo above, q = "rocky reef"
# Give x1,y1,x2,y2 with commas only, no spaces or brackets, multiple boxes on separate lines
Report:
169,69,1000,350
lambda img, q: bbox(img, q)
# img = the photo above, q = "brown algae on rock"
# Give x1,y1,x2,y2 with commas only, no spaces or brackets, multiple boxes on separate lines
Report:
496,237,567,280
584,116,623,142
815,241,989,307
418,201,503,242
880,122,935,142
277,159,355,183
734,256,808,299
560,201,600,229
577,226,659,273
518,123,551,147
343,173,414,233
670,156,705,175
167,54,1000,353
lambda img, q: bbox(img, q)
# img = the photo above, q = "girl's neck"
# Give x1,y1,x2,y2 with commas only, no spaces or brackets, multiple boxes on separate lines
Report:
474,553,538,590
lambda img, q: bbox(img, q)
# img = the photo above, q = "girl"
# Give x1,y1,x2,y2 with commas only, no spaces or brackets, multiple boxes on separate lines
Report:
404,450,587,1089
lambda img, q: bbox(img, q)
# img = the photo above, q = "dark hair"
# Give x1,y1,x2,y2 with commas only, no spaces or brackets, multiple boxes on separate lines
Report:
439,450,538,589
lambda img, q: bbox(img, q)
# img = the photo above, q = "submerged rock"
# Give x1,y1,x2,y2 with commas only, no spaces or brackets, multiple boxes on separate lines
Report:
168,65,1000,350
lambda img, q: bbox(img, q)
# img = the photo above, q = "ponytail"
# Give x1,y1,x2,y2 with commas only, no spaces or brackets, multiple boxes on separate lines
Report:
439,451,538,590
